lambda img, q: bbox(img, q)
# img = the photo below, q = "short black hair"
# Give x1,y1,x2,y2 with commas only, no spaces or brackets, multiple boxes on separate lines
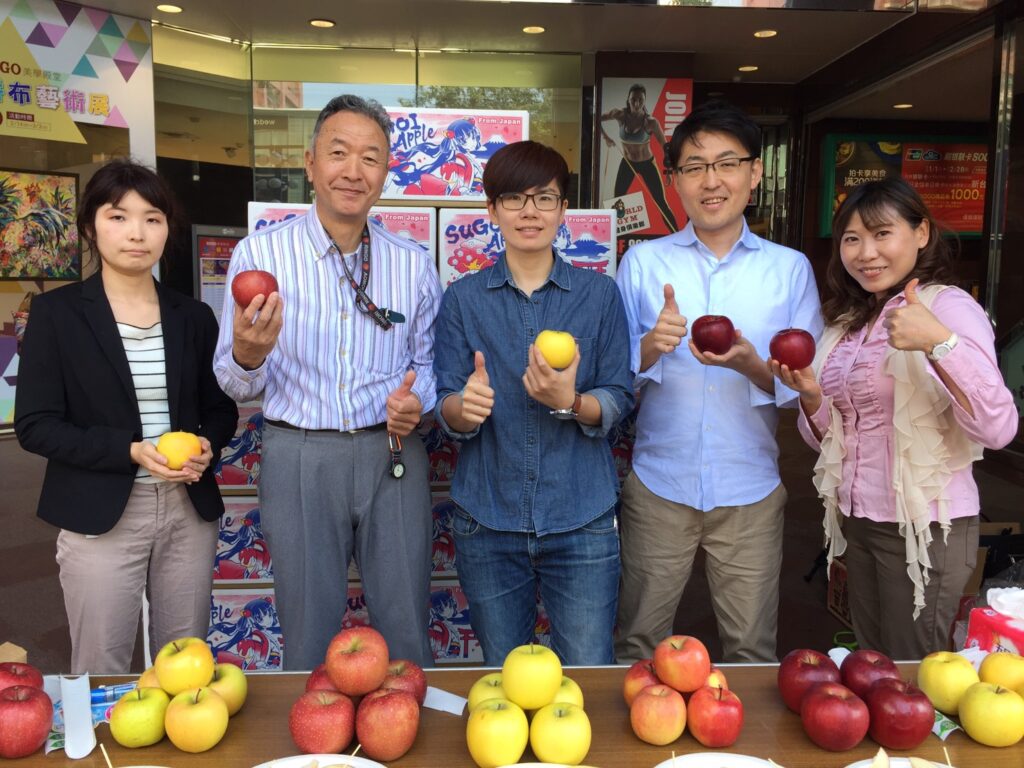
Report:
667,99,762,169
483,140,570,201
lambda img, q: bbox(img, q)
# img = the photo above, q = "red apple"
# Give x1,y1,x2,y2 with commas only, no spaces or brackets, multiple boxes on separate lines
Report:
777,648,842,713
623,659,661,706
288,690,355,754
800,681,869,752
0,662,43,693
691,315,735,356
687,684,744,748
305,663,338,693
0,686,52,759
866,677,935,751
231,269,279,308
355,688,420,761
653,635,711,694
629,684,687,746
769,328,816,370
325,626,390,696
705,665,729,691
841,649,901,701
380,659,427,705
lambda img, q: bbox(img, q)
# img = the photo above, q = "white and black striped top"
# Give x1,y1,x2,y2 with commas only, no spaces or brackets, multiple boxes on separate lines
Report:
118,321,171,482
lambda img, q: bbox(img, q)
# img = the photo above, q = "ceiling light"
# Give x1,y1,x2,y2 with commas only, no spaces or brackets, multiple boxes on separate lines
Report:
737,65,759,73
156,4,183,12
309,18,335,28
754,29,777,38
893,103,913,109
522,26,545,34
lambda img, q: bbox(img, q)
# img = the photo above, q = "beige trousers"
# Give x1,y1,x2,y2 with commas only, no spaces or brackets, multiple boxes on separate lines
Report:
615,473,786,663
56,482,218,674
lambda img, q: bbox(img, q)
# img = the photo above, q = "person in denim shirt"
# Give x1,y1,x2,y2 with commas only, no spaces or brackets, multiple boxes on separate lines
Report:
434,141,635,665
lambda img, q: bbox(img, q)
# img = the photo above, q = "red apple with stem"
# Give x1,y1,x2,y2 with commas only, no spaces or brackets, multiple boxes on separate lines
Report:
688,684,744,748
0,662,43,693
653,635,711,693
777,648,842,713
800,681,869,752
866,677,935,751
629,684,687,746
840,649,901,701
380,659,427,705
623,659,661,706
691,315,735,356
0,686,53,759
288,690,355,754
769,328,816,370
304,663,338,693
325,626,390,696
231,270,278,308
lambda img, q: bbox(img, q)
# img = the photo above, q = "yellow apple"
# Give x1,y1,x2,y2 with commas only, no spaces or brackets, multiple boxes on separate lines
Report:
958,681,1024,747
155,431,202,470
109,687,170,748
154,636,215,696
501,644,562,711
980,651,1024,692
467,672,506,712
551,675,585,709
529,701,592,765
208,662,248,716
164,686,229,753
535,330,576,370
138,666,161,690
465,697,528,768
917,651,979,715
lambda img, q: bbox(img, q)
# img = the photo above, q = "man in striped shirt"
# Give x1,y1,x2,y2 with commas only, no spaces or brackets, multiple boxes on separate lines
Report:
214,95,442,669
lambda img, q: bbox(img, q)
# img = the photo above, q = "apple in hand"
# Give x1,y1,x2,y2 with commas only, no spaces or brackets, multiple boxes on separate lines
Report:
164,686,229,753
289,689,355,754
840,649,901,701
529,701,592,765
980,651,1024,692
356,688,420,761
623,659,661,706
535,330,576,370
769,328,816,370
688,684,744,748
208,662,247,716
502,644,562,711
629,683,687,746
0,662,43,692
917,650,980,716
155,432,203,471
380,659,427,705
800,681,869,752
109,687,170,748
865,677,934,751
466,698,528,768
653,634,711,693
231,269,279,308
325,626,390,696
691,315,735,355
154,636,215,696
778,648,842,713
0,686,52,758
467,672,505,712
958,681,1024,747
305,663,338,693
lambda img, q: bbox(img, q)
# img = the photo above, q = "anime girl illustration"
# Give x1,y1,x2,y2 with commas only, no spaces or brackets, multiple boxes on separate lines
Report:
387,118,485,197
216,411,263,487
214,508,273,581
427,590,477,662
209,596,282,670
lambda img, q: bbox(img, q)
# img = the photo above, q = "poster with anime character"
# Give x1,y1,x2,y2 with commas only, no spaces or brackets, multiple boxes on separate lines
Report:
431,497,457,577
384,108,529,201
438,208,617,287
422,419,461,483
214,500,273,583
215,404,263,492
208,589,283,671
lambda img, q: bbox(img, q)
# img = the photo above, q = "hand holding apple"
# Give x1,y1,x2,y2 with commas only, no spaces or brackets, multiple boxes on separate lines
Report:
231,280,284,370
523,342,579,413
534,329,576,369
0,686,52,758
769,328,816,371
164,686,229,753
289,689,355,754
231,269,279,308
154,636,215,695
109,687,170,748
154,431,203,472
466,698,529,768
0,662,43,692
691,315,735,356
459,351,495,427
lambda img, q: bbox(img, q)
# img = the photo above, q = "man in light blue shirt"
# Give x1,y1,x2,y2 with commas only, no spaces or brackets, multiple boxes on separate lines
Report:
615,100,823,663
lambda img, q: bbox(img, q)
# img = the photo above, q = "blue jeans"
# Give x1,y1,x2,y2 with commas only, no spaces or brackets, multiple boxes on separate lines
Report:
452,505,620,666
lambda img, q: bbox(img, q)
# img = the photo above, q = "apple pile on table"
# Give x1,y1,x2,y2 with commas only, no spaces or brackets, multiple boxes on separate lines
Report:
290,626,424,762
0,661,52,759
110,636,247,753
465,643,591,768
624,634,744,749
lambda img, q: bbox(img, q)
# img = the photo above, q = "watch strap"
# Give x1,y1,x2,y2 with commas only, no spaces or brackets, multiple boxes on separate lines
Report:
928,332,959,361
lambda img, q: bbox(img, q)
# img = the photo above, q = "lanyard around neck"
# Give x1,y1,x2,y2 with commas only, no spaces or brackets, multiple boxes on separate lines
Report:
332,225,393,331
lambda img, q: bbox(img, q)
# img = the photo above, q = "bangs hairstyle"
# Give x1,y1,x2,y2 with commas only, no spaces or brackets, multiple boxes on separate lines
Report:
824,175,957,329
667,98,762,170
483,141,570,201
77,158,181,258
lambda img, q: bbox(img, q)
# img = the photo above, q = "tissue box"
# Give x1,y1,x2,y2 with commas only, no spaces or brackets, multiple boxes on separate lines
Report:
965,607,1024,654
0,642,28,664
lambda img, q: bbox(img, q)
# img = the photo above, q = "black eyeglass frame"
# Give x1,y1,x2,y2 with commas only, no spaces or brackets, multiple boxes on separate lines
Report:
671,156,758,179
494,192,566,211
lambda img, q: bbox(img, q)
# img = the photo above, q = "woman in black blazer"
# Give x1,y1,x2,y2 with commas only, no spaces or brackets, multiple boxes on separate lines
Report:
15,159,238,674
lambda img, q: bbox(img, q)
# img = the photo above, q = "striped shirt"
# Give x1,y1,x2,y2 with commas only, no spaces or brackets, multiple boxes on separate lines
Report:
213,207,442,430
118,321,170,482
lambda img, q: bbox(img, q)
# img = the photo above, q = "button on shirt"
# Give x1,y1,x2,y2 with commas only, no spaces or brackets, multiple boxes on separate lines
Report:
214,208,442,429
616,221,823,511
434,255,635,536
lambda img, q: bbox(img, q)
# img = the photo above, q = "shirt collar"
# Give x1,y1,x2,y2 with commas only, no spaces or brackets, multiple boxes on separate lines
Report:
486,251,573,291
675,219,761,259
304,206,376,261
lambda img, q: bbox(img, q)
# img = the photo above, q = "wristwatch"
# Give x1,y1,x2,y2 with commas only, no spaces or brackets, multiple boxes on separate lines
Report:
550,392,582,420
927,332,959,362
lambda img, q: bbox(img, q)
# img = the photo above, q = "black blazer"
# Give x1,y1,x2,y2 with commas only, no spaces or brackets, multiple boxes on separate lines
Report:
15,274,239,535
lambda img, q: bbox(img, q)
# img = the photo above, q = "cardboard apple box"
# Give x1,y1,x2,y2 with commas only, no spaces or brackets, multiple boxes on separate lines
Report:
965,607,1024,654
0,642,28,664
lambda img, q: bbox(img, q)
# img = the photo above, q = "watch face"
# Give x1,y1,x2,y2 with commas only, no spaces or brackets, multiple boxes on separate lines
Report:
392,462,405,479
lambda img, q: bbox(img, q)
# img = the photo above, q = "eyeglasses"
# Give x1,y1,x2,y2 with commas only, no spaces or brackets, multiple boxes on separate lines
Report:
673,156,756,180
496,192,564,211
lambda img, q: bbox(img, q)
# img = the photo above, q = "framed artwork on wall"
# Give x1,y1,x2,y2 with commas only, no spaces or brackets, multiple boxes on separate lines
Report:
0,169,79,280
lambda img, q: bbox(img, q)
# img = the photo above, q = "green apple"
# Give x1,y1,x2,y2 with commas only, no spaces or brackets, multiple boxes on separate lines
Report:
465,697,528,768
501,644,562,711
164,686,229,753
466,672,505,712
529,701,592,765
917,651,980,715
959,681,1024,747
154,636,215,696
208,662,248,716
109,687,170,748
552,675,585,708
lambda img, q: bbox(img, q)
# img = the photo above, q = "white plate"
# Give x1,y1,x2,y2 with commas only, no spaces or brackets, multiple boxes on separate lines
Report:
845,760,955,768
252,755,386,768
652,755,774,768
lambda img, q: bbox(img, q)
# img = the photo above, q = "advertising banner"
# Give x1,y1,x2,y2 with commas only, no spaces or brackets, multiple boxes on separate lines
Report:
208,589,282,671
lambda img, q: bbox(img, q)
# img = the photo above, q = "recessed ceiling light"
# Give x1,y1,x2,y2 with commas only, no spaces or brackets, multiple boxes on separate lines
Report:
737,65,759,73
309,18,335,28
893,103,913,109
522,26,545,34
156,4,183,12
753,29,777,38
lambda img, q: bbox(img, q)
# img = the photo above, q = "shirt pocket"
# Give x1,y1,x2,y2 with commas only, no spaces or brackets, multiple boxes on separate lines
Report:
365,319,412,376
574,336,598,391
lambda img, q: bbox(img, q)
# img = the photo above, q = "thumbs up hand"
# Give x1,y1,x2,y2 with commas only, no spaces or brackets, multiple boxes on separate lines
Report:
460,351,495,426
640,283,688,366
387,370,422,436
881,278,951,353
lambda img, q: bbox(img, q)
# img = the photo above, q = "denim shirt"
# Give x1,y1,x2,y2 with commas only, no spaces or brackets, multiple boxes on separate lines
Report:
434,254,635,536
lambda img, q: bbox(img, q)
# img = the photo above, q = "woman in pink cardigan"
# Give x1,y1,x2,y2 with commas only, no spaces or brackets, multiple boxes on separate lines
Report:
771,177,1016,659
